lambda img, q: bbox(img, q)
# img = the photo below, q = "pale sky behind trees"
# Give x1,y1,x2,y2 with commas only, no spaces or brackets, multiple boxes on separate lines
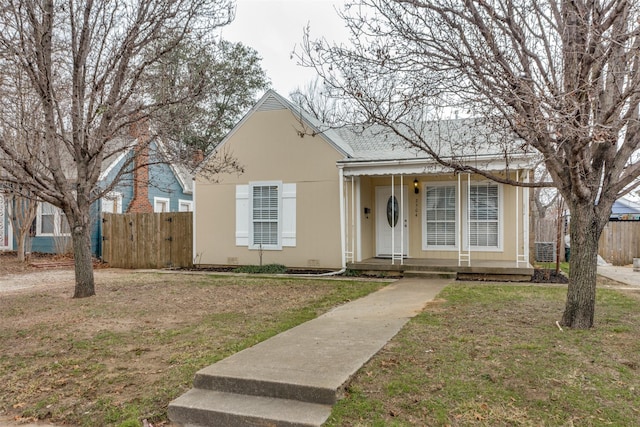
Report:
220,0,349,96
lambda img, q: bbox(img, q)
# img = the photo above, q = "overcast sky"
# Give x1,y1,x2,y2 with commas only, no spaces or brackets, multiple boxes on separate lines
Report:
219,0,350,98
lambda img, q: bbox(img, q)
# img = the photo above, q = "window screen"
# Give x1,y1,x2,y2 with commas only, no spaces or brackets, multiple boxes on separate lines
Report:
425,186,456,246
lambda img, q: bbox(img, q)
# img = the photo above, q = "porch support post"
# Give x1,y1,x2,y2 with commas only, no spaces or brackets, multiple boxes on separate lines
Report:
457,173,461,266
339,167,346,269
355,176,362,262
350,176,355,263
523,170,530,265
400,174,404,266
516,170,519,266
458,173,471,267
391,174,395,265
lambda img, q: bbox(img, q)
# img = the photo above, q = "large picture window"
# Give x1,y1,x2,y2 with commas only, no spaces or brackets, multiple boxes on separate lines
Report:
424,185,457,248
469,183,500,247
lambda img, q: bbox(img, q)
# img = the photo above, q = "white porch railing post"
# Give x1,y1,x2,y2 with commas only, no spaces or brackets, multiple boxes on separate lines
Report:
516,170,519,266
400,174,404,266
339,167,346,269
391,175,395,265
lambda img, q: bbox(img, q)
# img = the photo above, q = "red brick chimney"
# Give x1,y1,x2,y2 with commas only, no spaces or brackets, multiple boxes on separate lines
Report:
126,119,154,213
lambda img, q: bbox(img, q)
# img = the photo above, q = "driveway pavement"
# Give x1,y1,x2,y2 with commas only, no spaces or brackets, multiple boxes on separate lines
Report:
598,265,640,287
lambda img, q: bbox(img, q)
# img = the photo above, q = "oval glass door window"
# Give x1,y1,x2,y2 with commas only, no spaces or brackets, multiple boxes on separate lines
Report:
387,196,399,227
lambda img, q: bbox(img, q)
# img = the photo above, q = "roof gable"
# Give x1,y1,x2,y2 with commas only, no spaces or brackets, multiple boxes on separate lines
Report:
200,90,354,173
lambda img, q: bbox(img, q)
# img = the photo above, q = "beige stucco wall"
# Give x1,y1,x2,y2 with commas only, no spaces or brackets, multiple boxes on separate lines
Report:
351,172,528,262
195,107,344,269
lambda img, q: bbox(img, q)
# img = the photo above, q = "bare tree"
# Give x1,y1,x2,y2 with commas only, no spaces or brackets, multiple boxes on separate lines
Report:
289,77,350,125
299,0,640,328
0,0,233,297
0,57,45,263
5,190,38,263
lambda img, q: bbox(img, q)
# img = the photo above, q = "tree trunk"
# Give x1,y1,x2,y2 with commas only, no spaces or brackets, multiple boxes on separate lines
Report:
560,205,604,329
16,230,27,263
71,220,95,298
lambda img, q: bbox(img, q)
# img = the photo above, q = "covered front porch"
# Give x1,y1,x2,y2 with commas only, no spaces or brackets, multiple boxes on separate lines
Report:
337,159,535,281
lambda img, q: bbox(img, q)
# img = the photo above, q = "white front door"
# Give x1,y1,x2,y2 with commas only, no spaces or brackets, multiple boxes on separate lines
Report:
376,186,408,257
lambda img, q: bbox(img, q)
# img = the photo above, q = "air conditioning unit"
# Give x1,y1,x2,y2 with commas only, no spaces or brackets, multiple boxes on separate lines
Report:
535,242,556,262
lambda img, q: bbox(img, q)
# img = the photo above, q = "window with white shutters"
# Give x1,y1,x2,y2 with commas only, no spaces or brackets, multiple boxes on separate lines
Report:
236,182,296,250
251,184,279,248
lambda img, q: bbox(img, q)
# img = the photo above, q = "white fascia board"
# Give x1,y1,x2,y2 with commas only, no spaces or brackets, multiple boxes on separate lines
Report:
99,147,133,181
338,155,536,177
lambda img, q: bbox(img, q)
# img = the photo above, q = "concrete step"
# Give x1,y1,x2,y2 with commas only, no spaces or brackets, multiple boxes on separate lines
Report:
168,388,332,427
403,270,457,280
193,370,336,405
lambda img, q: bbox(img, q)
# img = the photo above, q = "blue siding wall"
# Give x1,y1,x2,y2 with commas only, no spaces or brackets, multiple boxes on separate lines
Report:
29,140,192,256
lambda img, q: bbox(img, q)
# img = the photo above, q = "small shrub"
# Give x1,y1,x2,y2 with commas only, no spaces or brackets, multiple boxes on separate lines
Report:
342,268,361,277
233,264,288,274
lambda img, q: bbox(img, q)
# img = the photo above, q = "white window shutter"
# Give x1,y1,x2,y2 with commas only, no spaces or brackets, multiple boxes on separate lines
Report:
236,185,249,246
281,183,296,247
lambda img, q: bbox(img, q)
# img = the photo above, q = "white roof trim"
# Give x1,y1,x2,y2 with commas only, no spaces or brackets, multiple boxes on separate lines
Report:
99,147,132,181
339,155,535,177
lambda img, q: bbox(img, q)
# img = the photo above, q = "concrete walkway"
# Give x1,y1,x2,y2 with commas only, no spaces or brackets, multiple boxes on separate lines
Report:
598,265,640,287
168,277,450,427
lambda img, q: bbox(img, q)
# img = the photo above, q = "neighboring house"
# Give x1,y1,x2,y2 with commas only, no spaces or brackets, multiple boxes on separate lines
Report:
609,194,640,221
194,90,536,275
8,124,193,257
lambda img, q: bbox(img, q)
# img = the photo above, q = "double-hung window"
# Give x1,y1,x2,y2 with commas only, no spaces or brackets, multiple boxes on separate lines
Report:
37,203,70,236
469,183,500,248
236,182,296,250
251,184,280,248
154,197,170,213
424,185,457,249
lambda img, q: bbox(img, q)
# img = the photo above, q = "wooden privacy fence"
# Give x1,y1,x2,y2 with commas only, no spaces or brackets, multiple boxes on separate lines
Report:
102,212,192,269
598,221,640,266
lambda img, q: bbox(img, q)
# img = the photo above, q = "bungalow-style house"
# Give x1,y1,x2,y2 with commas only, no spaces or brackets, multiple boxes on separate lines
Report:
0,124,193,257
194,90,536,278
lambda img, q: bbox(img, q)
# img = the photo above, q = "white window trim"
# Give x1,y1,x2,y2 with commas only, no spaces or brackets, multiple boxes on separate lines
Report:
102,191,123,214
422,182,459,251
36,203,71,237
154,196,171,213
249,181,282,250
464,182,503,252
178,199,193,212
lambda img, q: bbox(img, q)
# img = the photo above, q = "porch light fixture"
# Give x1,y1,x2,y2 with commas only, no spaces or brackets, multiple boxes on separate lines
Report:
414,178,419,194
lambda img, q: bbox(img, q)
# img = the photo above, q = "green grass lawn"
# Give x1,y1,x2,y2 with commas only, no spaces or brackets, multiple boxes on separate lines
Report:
326,282,640,426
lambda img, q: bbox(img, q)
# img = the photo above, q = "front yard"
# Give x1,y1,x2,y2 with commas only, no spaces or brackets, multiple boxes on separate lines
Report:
0,269,385,426
1,259,639,426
